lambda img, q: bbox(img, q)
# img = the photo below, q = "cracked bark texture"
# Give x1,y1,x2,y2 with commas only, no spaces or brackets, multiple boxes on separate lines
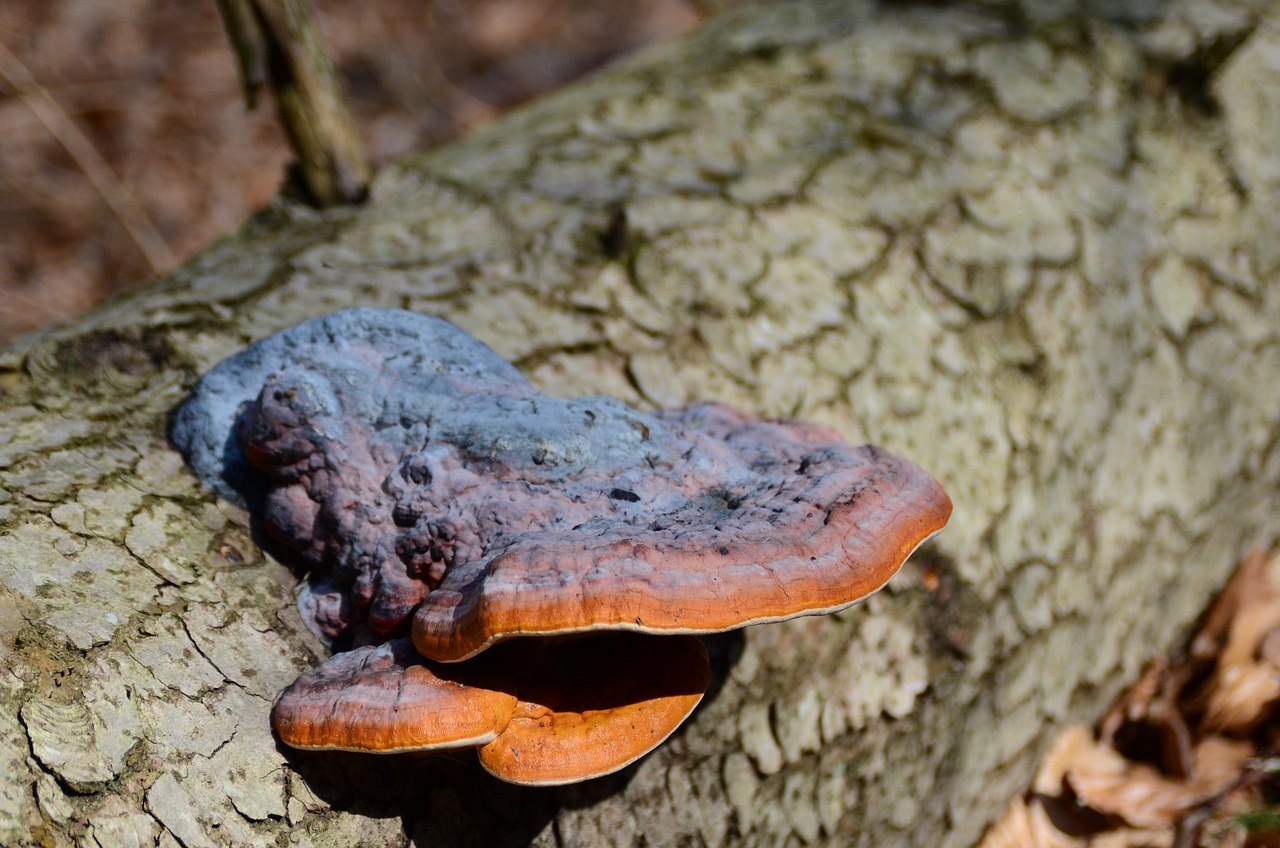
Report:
2,0,1280,845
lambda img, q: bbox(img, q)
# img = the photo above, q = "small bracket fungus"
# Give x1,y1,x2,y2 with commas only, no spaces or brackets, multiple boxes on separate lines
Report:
172,308,951,785
272,633,709,785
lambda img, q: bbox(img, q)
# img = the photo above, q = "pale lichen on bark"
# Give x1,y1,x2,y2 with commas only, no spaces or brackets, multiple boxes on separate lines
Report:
2,0,1280,846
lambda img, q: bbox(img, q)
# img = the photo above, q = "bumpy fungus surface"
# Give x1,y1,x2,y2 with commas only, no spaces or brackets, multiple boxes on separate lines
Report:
173,308,951,653
172,308,952,782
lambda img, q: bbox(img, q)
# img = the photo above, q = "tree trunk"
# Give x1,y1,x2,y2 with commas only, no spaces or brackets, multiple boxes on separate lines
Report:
3,1,1280,845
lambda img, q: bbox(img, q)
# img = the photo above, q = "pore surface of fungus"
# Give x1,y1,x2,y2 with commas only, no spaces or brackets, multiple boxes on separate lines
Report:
172,307,951,783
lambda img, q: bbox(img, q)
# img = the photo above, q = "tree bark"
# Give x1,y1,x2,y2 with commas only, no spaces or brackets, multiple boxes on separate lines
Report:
3,1,1280,846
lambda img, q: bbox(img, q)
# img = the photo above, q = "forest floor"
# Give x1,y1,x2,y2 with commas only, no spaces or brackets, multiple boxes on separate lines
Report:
981,549,1280,848
0,0,712,343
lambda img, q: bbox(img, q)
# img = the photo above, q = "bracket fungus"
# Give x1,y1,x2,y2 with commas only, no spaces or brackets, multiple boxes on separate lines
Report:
172,307,951,785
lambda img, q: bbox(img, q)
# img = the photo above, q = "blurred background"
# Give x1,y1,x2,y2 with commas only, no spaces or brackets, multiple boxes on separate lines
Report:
0,0,723,345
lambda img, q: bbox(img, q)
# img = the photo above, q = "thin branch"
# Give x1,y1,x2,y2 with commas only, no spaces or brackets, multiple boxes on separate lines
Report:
218,0,270,109
217,0,371,206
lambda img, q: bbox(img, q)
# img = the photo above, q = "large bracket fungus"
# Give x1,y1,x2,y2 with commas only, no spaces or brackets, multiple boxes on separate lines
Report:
172,308,951,785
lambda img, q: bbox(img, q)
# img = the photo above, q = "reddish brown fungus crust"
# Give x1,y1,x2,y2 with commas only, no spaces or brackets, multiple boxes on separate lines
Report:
172,309,952,656
271,639,517,753
477,633,710,785
271,633,710,784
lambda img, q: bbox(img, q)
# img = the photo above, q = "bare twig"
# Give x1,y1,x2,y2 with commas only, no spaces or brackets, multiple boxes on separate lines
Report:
0,41,178,275
216,0,371,206
218,0,270,109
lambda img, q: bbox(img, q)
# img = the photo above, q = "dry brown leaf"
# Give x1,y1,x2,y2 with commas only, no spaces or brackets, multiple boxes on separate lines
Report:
1098,655,1195,777
977,797,1087,848
1219,553,1280,669
975,797,1039,848
1088,828,1173,848
1101,659,1168,745
1189,550,1280,734
1259,630,1280,670
1193,553,1264,662
1193,552,1280,668
1067,736,1253,829
1034,726,1100,796
1217,829,1247,848
1203,662,1280,734
1190,738,1257,804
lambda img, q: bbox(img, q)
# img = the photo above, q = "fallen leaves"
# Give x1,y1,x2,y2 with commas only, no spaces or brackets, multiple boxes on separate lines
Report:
981,550,1280,848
